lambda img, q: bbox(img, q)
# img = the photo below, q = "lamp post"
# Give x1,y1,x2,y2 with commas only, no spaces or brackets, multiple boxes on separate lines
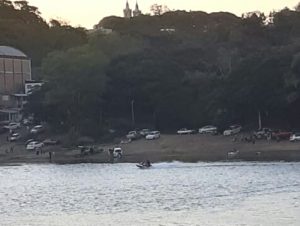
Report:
131,99,135,128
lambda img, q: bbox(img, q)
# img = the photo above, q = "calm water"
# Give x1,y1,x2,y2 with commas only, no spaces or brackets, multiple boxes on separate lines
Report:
0,162,299,226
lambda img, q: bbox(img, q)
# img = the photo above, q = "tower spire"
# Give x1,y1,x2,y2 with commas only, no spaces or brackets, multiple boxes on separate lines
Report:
133,1,142,17
135,1,139,10
123,0,132,18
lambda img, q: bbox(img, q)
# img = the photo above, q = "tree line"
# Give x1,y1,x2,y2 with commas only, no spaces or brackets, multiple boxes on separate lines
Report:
2,1,300,138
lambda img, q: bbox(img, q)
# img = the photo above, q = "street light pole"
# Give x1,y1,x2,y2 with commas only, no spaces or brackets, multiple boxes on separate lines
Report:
131,99,135,128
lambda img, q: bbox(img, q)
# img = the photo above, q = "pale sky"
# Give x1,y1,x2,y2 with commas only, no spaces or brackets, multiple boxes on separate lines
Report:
27,0,300,28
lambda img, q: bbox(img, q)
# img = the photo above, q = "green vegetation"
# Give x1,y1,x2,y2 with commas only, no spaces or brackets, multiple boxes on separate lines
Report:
0,0,87,68
2,1,300,137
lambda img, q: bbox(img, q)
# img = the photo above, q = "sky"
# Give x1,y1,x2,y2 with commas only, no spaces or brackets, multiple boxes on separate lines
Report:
27,0,300,29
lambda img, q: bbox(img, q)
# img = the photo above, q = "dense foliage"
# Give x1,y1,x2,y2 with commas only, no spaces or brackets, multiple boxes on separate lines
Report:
2,1,300,137
0,0,87,68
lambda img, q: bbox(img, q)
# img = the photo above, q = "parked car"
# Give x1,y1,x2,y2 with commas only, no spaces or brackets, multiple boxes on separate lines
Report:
223,125,242,136
25,139,35,146
30,125,44,134
253,128,272,139
22,118,33,125
43,138,60,145
290,133,300,142
199,125,218,134
177,128,195,135
8,133,20,142
126,131,140,140
272,130,292,140
146,131,160,140
26,141,44,150
139,129,151,137
4,122,21,130
113,147,123,158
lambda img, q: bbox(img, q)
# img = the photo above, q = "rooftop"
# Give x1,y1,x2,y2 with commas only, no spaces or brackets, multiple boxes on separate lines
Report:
0,46,27,58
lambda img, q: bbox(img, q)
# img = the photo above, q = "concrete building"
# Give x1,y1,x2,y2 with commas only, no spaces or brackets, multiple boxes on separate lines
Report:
0,46,32,122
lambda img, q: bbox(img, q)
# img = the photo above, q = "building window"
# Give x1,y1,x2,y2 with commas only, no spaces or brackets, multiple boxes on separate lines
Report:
2,95,10,101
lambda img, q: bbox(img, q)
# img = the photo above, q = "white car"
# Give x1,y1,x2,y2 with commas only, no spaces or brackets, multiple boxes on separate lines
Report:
177,128,194,135
199,125,217,134
126,131,140,140
223,125,242,136
4,122,21,130
113,147,123,158
9,133,20,142
290,133,300,142
146,131,160,140
30,125,44,134
139,129,151,136
26,141,44,150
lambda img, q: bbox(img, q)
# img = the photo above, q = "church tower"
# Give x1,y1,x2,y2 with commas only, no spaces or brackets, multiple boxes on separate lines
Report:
123,1,132,18
133,1,142,17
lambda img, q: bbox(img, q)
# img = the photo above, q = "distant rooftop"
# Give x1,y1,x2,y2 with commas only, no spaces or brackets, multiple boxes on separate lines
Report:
0,46,27,58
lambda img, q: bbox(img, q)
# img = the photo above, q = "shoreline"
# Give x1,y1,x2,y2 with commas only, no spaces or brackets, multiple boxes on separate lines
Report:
1,134,300,165
1,160,299,167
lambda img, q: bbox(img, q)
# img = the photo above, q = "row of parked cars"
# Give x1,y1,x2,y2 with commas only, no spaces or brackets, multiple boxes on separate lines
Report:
126,129,161,140
253,127,300,141
126,125,243,140
3,122,44,134
176,125,242,136
1,120,61,150
6,124,45,143
177,125,300,141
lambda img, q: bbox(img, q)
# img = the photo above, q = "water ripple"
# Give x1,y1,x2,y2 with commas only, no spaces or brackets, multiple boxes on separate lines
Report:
0,162,299,225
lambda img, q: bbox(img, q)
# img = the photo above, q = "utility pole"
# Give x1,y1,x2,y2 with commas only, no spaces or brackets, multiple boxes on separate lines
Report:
258,110,262,130
131,99,135,128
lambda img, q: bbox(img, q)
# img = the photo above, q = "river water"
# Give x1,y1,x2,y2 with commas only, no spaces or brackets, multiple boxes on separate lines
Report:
0,162,299,226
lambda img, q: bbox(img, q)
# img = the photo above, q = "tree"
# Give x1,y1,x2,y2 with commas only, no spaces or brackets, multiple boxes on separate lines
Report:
0,0,13,7
49,19,61,27
150,4,170,16
38,46,108,135
14,0,40,14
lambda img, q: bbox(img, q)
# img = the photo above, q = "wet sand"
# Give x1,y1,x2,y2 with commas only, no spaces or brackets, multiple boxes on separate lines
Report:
1,134,300,165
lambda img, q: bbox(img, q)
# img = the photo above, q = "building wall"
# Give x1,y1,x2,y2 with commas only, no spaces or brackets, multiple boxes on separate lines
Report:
0,57,31,93
0,56,31,107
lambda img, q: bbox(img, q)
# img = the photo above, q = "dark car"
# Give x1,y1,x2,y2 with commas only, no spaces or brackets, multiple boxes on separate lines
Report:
272,130,292,140
253,128,272,139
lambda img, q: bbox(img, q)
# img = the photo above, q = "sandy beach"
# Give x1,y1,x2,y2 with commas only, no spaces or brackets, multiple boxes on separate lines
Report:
1,133,300,165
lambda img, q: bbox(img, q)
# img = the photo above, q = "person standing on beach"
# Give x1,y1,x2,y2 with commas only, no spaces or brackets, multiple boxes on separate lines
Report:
108,148,114,163
49,151,52,162
267,133,272,143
